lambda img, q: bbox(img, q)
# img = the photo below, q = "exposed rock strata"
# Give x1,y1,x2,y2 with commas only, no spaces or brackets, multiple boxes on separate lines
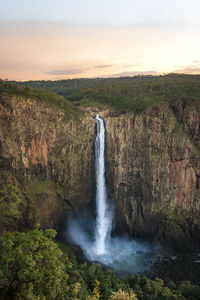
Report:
105,102,200,250
0,96,95,230
1,94,200,250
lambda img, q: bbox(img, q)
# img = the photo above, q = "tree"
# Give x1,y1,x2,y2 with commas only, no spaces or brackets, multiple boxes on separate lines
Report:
109,289,137,300
0,229,69,299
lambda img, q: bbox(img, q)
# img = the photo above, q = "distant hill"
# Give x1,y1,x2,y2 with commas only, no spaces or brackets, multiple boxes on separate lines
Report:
13,74,200,113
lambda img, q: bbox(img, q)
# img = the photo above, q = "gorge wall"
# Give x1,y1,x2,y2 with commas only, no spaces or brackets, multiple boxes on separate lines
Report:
105,100,200,250
0,95,95,231
1,93,200,250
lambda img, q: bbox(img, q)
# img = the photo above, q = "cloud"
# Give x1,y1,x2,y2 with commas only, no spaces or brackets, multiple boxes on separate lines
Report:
94,64,115,69
102,70,159,78
192,60,200,64
174,62,200,74
175,67,200,74
121,63,141,68
45,69,84,75
94,63,141,70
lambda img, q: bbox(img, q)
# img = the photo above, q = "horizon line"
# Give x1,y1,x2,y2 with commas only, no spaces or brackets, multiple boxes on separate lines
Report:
1,72,200,82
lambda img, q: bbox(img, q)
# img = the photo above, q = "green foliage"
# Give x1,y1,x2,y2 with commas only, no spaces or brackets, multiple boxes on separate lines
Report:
0,229,69,299
0,229,199,299
12,78,106,98
13,74,200,114
0,173,24,231
0,172,66,232
4,73,200,114
127,275,185,300
25,177,63,228
0,79,79,118
109,289,137,300
87,280,101,300
67,74,200,113
178,281,200,299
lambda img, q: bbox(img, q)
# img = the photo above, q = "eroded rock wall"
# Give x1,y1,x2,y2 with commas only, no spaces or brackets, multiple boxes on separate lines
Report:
0,95,95,230
1,93,200,250
105,102,200,250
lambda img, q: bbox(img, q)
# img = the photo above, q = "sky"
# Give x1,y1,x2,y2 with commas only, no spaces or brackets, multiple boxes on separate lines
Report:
1,0,200,80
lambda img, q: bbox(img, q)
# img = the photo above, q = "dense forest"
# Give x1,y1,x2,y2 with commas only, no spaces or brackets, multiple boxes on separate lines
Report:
14,74,200,113
1,76,200,299
1,228,200,300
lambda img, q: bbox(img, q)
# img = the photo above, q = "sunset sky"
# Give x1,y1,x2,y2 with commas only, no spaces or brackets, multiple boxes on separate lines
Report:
1,0,200,80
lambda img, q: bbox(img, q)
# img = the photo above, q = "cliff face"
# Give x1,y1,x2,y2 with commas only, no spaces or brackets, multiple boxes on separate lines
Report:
105,101,200,250
0,95,95,231
1,93,200,250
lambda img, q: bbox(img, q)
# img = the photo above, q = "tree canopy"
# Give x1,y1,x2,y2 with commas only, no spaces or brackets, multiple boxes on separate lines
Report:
13,74,200,113
0,229,69,299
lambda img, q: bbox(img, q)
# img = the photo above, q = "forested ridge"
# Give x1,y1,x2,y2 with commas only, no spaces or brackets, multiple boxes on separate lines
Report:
14,74,200,113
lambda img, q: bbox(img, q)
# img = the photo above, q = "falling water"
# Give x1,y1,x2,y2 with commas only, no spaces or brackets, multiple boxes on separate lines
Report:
95,114,112,254
67,114,161,274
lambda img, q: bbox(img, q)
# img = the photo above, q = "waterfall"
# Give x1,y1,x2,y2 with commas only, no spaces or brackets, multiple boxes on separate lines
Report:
95,114,112,255
67,114,161,273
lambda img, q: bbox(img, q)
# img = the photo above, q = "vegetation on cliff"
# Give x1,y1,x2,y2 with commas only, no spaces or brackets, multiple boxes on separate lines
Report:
0,79,79,118
0,85,95,232
0,172,24,231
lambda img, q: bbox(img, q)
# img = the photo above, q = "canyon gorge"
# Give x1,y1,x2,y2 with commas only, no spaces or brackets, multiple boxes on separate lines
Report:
1,92,200,251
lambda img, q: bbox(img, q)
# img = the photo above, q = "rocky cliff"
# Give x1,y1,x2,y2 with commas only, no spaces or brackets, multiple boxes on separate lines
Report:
0,95,95,231
1,92,200,250
104,100,200,250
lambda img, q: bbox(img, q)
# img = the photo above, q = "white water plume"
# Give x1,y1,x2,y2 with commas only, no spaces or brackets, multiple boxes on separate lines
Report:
94,114,112,254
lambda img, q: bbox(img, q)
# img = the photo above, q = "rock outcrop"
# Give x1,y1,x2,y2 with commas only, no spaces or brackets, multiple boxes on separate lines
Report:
105,101,200,250
0,95,95,231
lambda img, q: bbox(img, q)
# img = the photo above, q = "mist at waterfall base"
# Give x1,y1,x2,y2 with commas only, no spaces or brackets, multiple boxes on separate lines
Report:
66,115,161,274
67,213,161,274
